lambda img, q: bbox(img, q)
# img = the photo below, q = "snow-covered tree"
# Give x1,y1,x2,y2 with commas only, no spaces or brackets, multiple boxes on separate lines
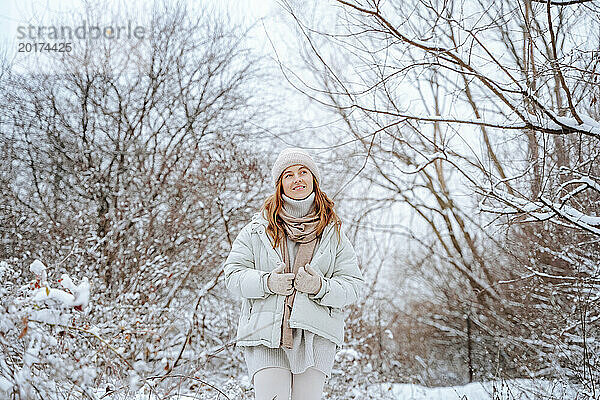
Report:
281,0,599,394
0,1,273,397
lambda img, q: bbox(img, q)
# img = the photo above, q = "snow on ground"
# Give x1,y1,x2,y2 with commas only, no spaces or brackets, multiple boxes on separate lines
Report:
366,379,577,400
113,378,579,400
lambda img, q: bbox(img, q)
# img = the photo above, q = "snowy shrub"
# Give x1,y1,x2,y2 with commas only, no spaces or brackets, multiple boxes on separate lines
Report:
0,1,273,398
0,259,98,399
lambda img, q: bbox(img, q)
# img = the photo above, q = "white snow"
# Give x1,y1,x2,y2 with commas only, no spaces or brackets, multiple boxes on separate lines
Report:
33,287,75,306
0,261,8,281
70,277,91,308
93,378,579,399
480,187,600,234
523,110,600,136
336,347,360,361
59,274,76,292
546,113,600,136
367,379,577,399
31,275,90,308
0,376,13,392
29,259,47,277
23,340,41,367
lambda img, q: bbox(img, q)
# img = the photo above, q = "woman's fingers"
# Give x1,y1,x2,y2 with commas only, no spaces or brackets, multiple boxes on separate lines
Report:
273,264,286,274
304,263,317,276
270,263,297,295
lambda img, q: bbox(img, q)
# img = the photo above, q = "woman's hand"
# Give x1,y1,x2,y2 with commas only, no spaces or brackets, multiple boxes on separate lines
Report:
267,262,295,296
294,263,322,295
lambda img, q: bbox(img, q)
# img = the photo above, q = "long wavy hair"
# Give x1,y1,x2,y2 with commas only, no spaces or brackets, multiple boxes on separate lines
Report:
261,175,341,249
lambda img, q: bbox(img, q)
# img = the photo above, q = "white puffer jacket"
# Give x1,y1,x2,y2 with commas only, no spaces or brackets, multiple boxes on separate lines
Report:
223,211,365,348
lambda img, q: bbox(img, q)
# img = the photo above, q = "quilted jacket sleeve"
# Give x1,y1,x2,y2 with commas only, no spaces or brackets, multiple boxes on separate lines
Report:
308,229,365,309
223,225,272,300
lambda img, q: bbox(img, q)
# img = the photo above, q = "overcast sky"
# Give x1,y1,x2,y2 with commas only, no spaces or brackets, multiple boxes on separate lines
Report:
0,0,285,60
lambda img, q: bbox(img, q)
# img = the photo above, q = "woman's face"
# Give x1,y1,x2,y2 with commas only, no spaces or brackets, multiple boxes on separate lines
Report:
281,164,314,200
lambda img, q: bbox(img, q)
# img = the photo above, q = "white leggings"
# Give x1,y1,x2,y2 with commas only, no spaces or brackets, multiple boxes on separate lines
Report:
253,367,326,400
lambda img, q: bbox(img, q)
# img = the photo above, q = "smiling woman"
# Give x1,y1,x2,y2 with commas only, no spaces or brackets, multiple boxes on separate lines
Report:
223,147,365,400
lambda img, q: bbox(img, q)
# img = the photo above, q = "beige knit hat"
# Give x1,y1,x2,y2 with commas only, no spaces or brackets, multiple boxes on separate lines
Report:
271,147,321,186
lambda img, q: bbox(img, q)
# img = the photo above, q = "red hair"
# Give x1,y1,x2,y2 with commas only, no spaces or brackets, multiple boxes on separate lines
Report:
261,176,341,248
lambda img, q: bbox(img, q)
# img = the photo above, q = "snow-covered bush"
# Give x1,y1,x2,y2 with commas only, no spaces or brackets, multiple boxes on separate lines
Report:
0,259,98,399
0,1,272,398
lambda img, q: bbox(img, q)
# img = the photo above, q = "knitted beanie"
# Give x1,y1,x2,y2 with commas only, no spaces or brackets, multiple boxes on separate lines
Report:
271,147,321,186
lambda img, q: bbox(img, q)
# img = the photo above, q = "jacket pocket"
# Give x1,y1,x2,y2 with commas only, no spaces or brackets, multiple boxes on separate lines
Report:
311,250,333,277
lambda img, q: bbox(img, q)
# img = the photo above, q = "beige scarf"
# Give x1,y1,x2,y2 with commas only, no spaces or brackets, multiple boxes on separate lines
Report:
278,206,320,349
